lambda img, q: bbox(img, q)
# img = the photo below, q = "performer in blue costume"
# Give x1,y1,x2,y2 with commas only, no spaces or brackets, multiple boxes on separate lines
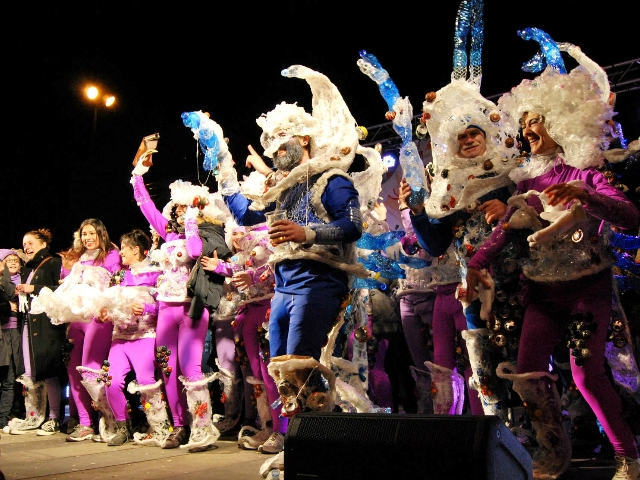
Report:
215,65,369,478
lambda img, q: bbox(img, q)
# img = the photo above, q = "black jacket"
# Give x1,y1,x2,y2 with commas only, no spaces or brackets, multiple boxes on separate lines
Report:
188,222,232,320
21,248,67,382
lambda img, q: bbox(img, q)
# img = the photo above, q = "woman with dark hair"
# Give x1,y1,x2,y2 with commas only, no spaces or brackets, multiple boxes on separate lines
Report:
61,218,122,442
3,229,66,436
97,229,168,447
131,155,231,452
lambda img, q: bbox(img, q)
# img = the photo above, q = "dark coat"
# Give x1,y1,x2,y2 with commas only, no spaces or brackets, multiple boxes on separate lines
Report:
0,268,25,373
20,248,67,382
188,222,232,320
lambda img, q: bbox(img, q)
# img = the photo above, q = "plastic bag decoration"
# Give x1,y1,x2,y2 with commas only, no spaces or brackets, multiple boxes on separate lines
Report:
181,110,232,174
357,51,428,207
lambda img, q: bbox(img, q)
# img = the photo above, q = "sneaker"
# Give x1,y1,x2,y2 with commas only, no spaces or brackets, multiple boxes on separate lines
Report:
66,424,95,442
36,418,60,436
9,420,40,435
108,422,130,446
258,432,285,454
238,426,272,450
612,455,640,480
63,417,79,434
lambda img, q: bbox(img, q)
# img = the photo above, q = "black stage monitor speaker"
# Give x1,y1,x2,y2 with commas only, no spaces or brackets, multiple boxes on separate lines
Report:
285,412,533,480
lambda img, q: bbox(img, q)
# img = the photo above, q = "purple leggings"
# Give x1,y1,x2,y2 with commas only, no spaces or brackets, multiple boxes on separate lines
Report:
155,302,209,427
105,337,157,421
234,300,287,434
431,284,483,415
67,319,114,426
517,269,638,458
400,292,436,367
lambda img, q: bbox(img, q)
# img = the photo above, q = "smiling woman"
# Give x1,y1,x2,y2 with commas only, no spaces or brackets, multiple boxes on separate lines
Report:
57,218,122,443
2,229,66,437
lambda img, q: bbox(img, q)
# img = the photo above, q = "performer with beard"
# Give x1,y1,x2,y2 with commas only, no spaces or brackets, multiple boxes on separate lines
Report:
216,65,368,476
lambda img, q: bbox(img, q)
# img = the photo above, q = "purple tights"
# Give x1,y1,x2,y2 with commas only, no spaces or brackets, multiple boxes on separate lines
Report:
67,319,114,426
517,270,638,459
156,302,209,427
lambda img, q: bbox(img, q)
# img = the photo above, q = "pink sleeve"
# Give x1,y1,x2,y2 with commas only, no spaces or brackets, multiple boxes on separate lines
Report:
214,261,234,277
184,217,203,258
102,249,123,274
468,208,515,271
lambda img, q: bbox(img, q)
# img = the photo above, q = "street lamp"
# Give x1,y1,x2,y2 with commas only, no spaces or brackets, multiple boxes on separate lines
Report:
85,85,116,155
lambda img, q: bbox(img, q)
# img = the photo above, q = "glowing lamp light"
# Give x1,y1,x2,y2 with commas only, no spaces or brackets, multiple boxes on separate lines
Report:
382,151,398,170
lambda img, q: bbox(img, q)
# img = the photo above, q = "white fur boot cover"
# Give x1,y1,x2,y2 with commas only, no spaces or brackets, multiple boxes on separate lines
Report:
127,379,172,447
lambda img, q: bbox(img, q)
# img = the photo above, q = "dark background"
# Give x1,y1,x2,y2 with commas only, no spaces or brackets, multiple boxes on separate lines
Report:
4,0,639,252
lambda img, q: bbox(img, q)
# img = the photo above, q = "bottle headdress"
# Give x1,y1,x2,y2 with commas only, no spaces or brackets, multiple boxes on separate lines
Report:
498,28,614,171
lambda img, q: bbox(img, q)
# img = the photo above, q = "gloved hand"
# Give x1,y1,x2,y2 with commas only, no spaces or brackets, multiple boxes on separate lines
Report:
132,150,156,176
184,206,200,221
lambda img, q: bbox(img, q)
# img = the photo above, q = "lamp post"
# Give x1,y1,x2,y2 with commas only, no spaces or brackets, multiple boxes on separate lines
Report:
85,85,116,157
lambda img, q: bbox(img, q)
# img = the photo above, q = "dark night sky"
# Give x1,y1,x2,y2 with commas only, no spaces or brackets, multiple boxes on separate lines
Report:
4,1,639,253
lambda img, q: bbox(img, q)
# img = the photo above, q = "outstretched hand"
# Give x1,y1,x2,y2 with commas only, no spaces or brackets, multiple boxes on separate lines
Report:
543,183,589,207
201,251,220,272
246,145,273,176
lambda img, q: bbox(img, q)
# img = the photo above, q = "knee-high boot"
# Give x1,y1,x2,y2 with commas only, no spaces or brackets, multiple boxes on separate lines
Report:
410,366,434,414
179,373,220,452
212,361,242,435
267,354,336,416
238,376,273,450
259,355,337,479
462,328,511,421
127,379,172,447
78,365,117,443
496,362,571,480
8,375,46,434
425,361,465,415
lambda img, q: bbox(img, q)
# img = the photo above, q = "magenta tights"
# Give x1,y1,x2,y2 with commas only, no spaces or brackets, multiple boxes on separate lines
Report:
156,302,209,427
105,337,156,421
517,270,638,459
431,284,483,415
67,319,114,426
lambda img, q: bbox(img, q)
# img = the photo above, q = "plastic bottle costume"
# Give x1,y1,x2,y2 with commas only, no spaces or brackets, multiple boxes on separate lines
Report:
131,158,232,452
467,31,640,479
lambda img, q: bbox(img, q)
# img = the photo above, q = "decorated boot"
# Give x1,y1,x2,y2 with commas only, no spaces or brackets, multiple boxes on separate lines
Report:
8,375,46,434
462,328,511,422
127,379,172,447
425,361,465,415
179,373,221,452
238,376,273,450
410,366,434,414
78,365,118,443
497,362,571,479
212,360,242,435
267,355,336,417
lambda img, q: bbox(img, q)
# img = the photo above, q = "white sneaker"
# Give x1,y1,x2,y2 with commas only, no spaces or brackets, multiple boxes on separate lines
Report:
258,432,284,454
612,455,640,480
238,426,272,450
